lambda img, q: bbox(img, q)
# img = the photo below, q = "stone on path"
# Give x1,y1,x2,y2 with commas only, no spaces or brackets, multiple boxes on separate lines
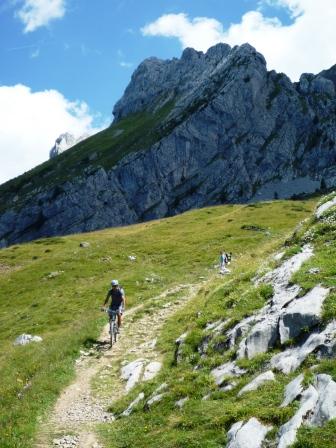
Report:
226,417,272,448
238,371,275,396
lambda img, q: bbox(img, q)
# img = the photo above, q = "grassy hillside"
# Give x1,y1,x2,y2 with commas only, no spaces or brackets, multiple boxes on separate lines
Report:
0,199,316,447
96,196,336,448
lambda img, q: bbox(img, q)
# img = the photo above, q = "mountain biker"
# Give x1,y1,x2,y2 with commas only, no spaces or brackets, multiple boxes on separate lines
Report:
102,280,125,330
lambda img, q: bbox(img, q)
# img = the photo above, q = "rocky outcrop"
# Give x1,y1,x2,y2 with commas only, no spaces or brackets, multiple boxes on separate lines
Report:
226,417,272,448
2,43,336,246
277,374,336,448
49,133,87,159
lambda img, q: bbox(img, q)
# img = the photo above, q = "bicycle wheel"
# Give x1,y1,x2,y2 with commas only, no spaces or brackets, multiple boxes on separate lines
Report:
109,320,114,347
114,322,118,343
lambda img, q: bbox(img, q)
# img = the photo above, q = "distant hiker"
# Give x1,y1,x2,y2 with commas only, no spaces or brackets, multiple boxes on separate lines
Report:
219,251,227,269
102,280,126,330
219,251,230,274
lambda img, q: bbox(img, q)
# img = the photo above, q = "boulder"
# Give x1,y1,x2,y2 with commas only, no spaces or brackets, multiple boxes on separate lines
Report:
226,417,272,448
309,374,336,426
14,334,43,346
143,361,162,381
120,359,145,391
238,315,278,359
278,385,318,448
271,321,336,374
279,285,329,344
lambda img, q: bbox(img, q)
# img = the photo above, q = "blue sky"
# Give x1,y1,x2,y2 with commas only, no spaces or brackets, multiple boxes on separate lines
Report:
1,0,336,184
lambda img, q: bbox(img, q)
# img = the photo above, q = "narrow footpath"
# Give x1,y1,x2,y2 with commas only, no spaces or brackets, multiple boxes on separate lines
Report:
35,283,201,448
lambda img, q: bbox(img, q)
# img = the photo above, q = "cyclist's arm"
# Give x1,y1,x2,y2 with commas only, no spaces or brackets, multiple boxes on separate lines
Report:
102,290,111,307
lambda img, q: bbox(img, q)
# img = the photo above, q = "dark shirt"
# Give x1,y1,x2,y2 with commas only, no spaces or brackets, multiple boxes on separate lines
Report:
106,287,124,309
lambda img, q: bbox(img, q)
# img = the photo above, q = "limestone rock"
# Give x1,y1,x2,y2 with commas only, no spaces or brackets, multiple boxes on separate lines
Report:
278,385,318,448
143,361,162,381
238,371,275,396
120,359,145,391
281,374,304,407
175,397,189,408
271,321,336,373
211,362,246,386
226,417,272,448
14,334,43,346
279,285,329,344
121,392,145,417
144,393,166,409
315,195,336,218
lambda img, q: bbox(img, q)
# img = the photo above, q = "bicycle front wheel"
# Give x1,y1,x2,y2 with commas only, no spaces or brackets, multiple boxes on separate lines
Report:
110,321,114,347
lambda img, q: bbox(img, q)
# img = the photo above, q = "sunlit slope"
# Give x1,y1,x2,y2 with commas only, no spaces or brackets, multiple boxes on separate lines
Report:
0,199,316,447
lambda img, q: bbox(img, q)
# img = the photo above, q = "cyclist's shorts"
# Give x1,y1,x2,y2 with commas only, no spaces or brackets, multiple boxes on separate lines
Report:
108,307,122,318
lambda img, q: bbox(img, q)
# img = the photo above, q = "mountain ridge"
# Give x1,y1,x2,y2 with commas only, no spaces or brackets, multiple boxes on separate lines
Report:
1,42,336,247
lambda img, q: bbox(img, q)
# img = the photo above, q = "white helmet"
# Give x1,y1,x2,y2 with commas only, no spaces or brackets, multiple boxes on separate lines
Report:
111,279,119,286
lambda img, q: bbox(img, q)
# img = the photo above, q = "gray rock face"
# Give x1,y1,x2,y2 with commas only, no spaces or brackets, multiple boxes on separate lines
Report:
226,417,272,448
279,285,329,344
278,373,336,447
2,43,336,246
232,246,317,360
280,374,304,407
271,321,336,374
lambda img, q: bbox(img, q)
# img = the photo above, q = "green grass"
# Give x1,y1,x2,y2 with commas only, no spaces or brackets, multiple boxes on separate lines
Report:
94,196,336,448
0,199,317,447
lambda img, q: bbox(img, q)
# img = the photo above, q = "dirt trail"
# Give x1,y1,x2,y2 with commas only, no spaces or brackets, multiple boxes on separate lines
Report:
35,283,202,448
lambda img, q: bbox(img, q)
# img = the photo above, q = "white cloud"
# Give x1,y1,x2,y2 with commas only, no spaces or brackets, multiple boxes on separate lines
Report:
0,84,107,185
119,61,133,68
141,1,336,80
16,0,66,33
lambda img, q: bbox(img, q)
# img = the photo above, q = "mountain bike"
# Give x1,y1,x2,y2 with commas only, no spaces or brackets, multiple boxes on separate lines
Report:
101,308,119,347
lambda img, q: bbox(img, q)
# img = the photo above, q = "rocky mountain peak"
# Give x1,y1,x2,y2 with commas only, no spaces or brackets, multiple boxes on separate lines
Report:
49,132,88,159
112,43,267,122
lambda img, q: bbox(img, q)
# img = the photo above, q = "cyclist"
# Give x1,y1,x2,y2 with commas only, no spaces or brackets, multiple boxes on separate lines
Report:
102,279,125,331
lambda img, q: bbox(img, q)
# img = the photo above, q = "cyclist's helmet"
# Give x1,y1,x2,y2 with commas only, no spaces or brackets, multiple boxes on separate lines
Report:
111,279,119,286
